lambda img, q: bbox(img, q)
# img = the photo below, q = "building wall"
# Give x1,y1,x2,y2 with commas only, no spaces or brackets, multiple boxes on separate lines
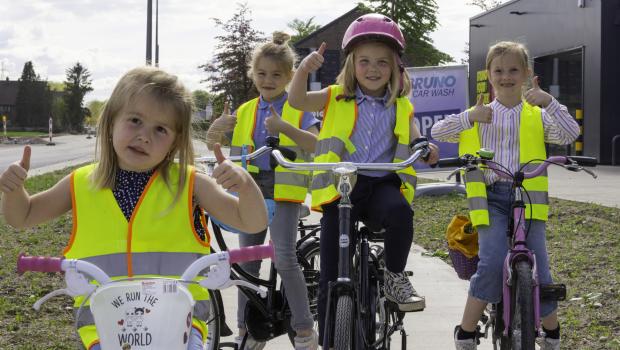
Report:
469,0,604,161
600,0,620,164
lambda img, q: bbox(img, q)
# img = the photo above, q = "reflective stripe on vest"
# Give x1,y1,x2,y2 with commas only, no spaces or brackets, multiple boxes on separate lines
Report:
64,163,211,344
234,98,312,202
458,102,548,226
311,85,417,210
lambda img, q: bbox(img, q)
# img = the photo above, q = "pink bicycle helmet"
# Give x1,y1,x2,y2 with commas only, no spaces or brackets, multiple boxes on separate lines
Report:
342,14,405,56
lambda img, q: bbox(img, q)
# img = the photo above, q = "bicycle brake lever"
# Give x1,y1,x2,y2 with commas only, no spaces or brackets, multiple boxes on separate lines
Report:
447,169,460,181
225,280,267,298
581,167,598,179
33,289,71,311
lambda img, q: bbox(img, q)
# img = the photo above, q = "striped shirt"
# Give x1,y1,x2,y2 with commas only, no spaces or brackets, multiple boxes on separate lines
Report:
341,86,396,177
431,98,580,185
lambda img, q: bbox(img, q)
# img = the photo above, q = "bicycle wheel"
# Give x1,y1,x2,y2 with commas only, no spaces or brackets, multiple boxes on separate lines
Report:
203,289,221,350
511,260,536,349
334,295,354,350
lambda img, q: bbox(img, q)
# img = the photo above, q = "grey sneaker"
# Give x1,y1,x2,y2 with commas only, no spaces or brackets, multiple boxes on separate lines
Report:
234,334,266,350
454,326,477,350
294,330,318,350
538,337,560,350
383,269,425,312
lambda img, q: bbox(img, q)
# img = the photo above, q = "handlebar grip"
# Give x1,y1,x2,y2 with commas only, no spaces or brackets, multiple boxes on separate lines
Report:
437,157,462,168
567,156,597,167
228,241,275,264
17,254,63,275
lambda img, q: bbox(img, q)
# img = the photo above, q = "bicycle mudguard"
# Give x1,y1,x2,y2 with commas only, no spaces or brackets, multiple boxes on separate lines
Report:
540,283,566,301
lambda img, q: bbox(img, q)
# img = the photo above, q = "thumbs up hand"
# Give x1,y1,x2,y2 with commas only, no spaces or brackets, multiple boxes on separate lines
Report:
212,102,237,132
0,146,31,193
524,76,552,107
299,42,327,74
211,143,250,193
264,105,285,136
468,94,494,124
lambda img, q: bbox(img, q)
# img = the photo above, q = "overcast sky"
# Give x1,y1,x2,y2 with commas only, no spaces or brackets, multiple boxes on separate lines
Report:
0,0,482,102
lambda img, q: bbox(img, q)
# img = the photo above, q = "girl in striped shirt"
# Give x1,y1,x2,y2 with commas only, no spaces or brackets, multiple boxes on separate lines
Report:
432,41,579,350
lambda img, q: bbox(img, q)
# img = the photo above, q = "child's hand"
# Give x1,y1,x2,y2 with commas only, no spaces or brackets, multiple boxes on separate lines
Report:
212,102,237,132
211,143,250,193
524,76,552,107
468,94,493,124
425,142,440,165
298,42,326,74
265,105,285,135
0,146,30,194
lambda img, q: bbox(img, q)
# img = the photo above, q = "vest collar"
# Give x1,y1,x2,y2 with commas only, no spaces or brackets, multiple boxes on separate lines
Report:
355,85,389,106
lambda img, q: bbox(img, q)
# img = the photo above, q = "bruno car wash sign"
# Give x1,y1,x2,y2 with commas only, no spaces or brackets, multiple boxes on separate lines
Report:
407,65,468,170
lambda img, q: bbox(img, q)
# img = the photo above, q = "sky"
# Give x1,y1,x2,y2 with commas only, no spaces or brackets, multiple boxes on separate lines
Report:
0,0,482,102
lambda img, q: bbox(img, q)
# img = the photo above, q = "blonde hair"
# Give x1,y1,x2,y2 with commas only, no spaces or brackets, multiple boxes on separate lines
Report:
248,31,297,79
486,41,531,71
335,41,411,106
93,66,195,205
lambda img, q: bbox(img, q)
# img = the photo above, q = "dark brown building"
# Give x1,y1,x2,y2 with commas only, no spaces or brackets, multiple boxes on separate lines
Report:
0,80,19,126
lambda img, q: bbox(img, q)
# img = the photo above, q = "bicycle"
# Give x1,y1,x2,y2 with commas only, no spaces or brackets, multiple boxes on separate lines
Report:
196,142,321,349
17,243,275,350
437,150,597,349
271,136,432,350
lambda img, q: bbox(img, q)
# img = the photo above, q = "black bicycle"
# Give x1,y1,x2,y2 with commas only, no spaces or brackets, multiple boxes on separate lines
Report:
196,144,321,349
271,137,432,350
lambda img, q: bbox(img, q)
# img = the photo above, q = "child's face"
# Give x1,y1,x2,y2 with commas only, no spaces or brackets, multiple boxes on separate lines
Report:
252,57,291,102
111,93,177,172
353,42,393,97
488,53,529,100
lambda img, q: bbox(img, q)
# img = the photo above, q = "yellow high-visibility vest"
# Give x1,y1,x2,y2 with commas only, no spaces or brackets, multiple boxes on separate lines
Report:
311,85,417,211
459,101,549,227
64,163,210,348
232,98,312,202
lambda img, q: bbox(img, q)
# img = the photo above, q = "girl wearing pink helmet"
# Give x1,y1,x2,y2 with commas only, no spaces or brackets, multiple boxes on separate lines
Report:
288,13,439,346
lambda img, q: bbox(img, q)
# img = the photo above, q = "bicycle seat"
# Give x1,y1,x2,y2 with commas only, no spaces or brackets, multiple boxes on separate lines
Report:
359,219,386,242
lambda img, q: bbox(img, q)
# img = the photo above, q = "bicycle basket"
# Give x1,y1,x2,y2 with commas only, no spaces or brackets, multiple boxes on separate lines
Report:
446,215,480,280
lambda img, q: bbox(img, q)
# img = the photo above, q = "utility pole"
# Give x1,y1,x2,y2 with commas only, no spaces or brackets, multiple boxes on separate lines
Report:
155,0,159,67
146,0,153,65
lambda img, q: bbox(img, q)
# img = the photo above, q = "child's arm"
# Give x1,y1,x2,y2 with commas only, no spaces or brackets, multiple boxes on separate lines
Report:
431,94,492,142
194,144,268,234
205,102,236,151
265,105,319,153
524,77,580,145
0,146,72,229
288,42,329,112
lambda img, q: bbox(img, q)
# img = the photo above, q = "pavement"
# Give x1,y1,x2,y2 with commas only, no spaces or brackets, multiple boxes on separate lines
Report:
4,138,618,349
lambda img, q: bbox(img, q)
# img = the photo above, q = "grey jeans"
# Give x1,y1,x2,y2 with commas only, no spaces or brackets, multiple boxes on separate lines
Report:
237,201,314,332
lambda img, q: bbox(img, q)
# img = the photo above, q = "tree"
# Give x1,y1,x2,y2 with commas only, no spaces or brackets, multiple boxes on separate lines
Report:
287,17,322,43
63,62,93,133
192,90,213,111
199,3,264,109
86,100,106,123
468,0,505,11
15,61,52,128
362,0,453,66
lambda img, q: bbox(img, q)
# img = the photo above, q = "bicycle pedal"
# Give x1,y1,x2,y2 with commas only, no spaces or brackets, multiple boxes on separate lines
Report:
405,270,413,276
540,283,566,301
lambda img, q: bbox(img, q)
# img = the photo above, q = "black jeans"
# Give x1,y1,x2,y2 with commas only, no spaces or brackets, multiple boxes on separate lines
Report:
317,173,414,343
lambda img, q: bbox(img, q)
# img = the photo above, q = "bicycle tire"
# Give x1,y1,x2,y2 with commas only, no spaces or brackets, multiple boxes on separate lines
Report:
203,289,222,350
511,260,536,349
334,295,354,350
285,239,321,344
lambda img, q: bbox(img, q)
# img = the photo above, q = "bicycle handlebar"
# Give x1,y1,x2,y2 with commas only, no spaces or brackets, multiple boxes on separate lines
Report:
271,138,431,172
18,242,275,284
195,145,273,164
437,153,598,180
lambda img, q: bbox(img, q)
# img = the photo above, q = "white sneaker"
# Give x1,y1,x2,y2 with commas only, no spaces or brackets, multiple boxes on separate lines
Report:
294,330,318,350
538,337,560,350
383,270,425,312
234,334,266,350
454,326,477,350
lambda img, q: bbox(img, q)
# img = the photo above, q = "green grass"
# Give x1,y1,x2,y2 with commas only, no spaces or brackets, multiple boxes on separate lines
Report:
1,171,619,349
2,131,47,137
